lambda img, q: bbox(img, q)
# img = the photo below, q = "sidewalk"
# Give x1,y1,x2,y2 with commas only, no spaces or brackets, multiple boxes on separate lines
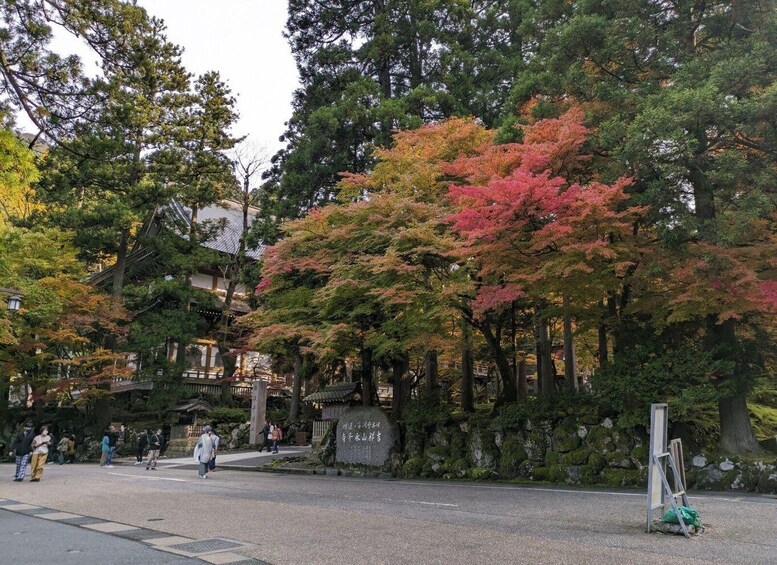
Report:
0,508,200,564
123,447,312,470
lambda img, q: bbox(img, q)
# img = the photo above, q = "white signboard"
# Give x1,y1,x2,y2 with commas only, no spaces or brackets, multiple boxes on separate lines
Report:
646,403,668,531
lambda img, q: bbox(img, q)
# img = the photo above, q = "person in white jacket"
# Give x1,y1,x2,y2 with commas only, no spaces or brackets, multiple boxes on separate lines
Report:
194,425,215,478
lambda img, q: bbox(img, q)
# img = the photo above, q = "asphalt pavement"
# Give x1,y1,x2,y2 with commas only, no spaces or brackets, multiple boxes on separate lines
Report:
0,508,199,564
1,459,775,564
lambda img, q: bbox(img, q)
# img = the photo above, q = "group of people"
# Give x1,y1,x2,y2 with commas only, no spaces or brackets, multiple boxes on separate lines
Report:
259,421,283,454
134,428,164,470
8,419,285,483
8,422,76,483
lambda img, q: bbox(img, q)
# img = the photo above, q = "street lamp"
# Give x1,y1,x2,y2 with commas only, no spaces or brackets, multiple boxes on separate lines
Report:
0,288,23,312
6,295,21,312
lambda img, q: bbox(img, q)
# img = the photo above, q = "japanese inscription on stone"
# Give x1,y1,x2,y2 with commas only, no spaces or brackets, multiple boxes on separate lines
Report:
335,407,398,467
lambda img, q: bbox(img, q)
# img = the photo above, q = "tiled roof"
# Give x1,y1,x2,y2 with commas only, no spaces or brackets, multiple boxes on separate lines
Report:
166,199,263,260
168,398,214,413
303,382,361,404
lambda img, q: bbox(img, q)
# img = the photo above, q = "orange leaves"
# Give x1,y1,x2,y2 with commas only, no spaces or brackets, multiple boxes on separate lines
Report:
444,107,591,185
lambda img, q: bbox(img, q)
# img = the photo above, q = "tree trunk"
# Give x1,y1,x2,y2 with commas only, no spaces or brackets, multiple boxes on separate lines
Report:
391,356,409,420
424,349,438,395
218,348,237,406
517,358,527,399
718,393,760,454
563,294,577,392
290,352,303,421
690,162,759,454
536,312,555,397
478,321,517,406
112,228,130,299
597,300,608,367
461,319,474,412
360,347,373,406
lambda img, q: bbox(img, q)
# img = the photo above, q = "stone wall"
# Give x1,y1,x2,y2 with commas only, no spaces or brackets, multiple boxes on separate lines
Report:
401,417,777,494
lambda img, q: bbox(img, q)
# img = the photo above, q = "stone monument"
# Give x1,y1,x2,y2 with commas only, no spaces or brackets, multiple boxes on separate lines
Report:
249,381,268,445
335,407,398,467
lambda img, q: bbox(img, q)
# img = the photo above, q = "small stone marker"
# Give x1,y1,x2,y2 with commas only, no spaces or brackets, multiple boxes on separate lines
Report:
335,407,398,467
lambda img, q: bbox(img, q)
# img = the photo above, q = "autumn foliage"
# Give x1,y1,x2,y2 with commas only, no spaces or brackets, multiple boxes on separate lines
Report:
248,104,776,450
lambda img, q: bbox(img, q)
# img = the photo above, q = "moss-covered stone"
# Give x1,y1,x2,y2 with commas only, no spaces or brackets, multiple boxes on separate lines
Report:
446,457,470,479
585,426,614,453
605,450,634,469
630,444,648,466
404,432,425,458
547,464,570,483
544,450,561,466
588,452,607,473
523,428,549,462
402,457,427,478
430,428,450,447
552,424,582,453
449,430,467,458
468,427,499,469
470,467,494,481
609,429,634,453
517,460,534,478
579,465,598,485
560,448,592,465
424,445,449,463
756,467,777,493
499,437,528,478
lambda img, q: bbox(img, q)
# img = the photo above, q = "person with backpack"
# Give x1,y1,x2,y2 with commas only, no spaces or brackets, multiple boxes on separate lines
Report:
208,432,220,472
9,421,35,481
146,429,162,470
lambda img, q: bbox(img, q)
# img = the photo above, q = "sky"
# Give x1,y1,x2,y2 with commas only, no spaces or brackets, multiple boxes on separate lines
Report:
29,0,300,154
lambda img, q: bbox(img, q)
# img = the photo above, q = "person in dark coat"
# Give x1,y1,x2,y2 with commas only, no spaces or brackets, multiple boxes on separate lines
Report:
258,421,272,453
9,421,35,481
135,430,148,465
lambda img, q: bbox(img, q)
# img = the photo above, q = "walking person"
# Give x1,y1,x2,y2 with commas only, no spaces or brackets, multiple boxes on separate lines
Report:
208,431,220,473
29,426,52,482
194,425,215,478
106,425,118,467
271,423,283,454
65,435,76,463
258,421,272,453
135,430,148,465
9,421,35,481
145,429,162,471
57,435,69,465
100,428,111,467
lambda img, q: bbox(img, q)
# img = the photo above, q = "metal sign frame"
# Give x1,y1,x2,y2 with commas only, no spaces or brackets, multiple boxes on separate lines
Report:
646,403,668,531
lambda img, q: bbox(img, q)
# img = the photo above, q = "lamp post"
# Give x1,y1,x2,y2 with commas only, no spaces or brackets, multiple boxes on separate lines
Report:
1,287,23,422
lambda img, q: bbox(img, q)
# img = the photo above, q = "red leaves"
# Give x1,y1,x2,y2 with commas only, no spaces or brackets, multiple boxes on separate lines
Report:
447,107,643,318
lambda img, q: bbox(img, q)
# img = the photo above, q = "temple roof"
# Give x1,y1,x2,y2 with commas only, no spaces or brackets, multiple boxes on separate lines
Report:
168,398,214,413
303,382,361,404
165,199,263,260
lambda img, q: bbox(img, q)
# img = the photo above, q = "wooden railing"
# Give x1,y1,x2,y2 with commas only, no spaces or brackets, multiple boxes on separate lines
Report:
313,420,334,441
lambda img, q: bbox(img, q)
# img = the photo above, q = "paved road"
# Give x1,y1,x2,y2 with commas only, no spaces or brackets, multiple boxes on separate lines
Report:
0,509,199,564
1,461,775,564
